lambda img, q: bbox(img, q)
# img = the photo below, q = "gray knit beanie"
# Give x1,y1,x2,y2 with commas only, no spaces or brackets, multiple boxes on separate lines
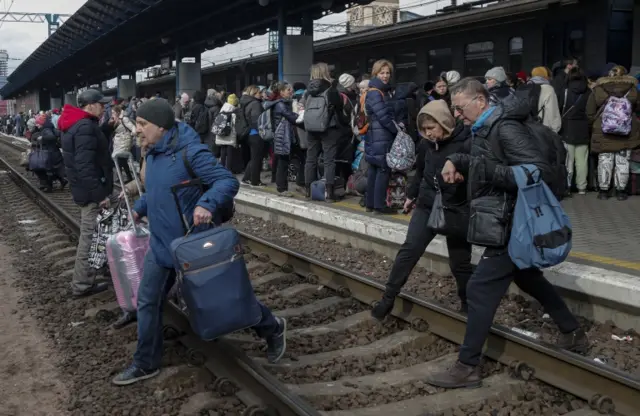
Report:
136,98,175,130
484,66,507,83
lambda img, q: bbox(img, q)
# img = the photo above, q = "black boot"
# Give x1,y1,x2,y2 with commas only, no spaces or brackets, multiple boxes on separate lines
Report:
326,186,337,203
616,189,628,201
112,311,137,330
597,190,610,200
304,186,311,199
371,292,396,320
557,328,589,354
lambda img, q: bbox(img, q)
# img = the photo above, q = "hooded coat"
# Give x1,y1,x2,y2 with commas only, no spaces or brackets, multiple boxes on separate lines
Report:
189,91,209,136
557,76,591,146
409,119,471,211
448,94,551,203
364,77,398,167
586,75,640,153
133,122,239,268
238,94,262,131
527,76,562,133
59,104,113,206
112,115,136,157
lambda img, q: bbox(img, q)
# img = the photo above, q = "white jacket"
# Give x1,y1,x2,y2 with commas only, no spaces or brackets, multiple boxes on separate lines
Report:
215,102,237,147
537,84,562,133
112,116,136,157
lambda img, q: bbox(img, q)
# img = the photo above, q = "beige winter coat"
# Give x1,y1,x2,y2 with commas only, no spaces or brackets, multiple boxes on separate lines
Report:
537,84,562,133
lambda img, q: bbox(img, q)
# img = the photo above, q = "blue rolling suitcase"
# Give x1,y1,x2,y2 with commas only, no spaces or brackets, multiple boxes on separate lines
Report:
169,180,262,341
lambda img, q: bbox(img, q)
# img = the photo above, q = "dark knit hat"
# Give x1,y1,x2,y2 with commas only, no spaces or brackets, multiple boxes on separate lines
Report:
136,98,175,130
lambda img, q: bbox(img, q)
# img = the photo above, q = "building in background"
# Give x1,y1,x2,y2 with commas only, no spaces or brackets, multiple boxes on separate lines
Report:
0,49,16,116
348,0,401,32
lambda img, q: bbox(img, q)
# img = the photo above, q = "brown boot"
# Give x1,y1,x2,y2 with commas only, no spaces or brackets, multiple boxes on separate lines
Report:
425,361,482,388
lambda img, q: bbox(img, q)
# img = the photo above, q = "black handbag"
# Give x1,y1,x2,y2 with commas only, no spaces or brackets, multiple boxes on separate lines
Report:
427,175,447,234
467,193,511,247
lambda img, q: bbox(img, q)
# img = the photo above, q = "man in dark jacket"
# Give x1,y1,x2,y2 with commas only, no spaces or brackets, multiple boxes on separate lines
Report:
59,89,113,297
426,78,587,389
204,89,222,154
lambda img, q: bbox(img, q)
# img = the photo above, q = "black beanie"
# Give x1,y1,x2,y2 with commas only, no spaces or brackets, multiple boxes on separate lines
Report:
136,98,175,130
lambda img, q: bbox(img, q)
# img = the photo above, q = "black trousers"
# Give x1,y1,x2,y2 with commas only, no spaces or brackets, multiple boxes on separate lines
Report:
275,154,290,193
219,145,234,171
459,248,580,366
385,206,474,308
242,134,266,186
305,130,339,186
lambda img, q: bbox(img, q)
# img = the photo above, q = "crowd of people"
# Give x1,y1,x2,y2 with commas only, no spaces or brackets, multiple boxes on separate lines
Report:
6,55,640,389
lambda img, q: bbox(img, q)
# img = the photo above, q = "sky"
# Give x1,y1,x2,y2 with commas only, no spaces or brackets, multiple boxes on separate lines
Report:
0,0,471,84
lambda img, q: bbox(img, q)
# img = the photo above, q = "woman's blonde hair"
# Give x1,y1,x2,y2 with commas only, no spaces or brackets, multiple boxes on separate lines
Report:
372,59,394,77
243,85,261,96
310,62,333,82
608,65,628,77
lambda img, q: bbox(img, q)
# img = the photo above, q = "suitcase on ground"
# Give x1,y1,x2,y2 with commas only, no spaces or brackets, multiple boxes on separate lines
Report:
106,152,149,312
387,172,407,210
311,177,346,201
169,180,262,341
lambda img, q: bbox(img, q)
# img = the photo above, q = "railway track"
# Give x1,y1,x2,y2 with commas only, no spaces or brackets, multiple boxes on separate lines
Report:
1,136,639,416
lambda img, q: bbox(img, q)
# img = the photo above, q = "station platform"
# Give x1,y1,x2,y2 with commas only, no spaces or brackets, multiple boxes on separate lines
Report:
234,177,640,332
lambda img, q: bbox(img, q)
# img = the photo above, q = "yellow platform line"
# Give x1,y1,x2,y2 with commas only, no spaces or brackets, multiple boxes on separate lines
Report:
241,185,640,272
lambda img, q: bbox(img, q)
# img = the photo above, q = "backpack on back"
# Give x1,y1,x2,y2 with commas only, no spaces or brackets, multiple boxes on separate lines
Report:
386,124,416,172
600,91,633,135
508,164,572,269
234,105,250,139
192,108,210,135
211,112,233,136
525,120,568,199
304,89,334,133
515,83,543,121
258,108,274,141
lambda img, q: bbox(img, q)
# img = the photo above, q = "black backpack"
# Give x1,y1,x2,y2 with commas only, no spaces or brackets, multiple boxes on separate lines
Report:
515,83,543,122
234,104,250,139
192,108,210,135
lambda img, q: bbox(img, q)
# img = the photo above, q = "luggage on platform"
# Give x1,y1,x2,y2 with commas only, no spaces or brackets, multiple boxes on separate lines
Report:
310,177,346,201
106,152,150,312
169,180,262,341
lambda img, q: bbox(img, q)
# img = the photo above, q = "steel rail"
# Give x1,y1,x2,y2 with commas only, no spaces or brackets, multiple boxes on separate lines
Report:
239,231,640,416
0,153,320,416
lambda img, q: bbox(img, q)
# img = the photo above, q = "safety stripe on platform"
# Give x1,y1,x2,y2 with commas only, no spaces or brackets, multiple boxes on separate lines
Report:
240,185,640,272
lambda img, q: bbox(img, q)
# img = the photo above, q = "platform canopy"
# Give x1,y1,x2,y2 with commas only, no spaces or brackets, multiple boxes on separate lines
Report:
1,0,374,98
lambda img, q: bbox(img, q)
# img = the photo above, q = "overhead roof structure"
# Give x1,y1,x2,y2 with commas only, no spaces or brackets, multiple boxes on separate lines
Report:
1,0,374,99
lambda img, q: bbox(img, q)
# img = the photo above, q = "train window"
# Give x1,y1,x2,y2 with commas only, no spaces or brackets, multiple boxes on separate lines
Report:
267,73,274,83
428,48,452,80
465,41,494,76
509,37,524,73
607,8,633,69
395,52,417,83
567,30,584,65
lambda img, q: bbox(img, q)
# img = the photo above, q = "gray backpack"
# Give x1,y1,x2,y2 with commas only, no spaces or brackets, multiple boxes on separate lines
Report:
304,89,333,133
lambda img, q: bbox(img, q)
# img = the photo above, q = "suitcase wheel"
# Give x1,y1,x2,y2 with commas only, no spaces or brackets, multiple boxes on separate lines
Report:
162,325,181,340
281,263,294,274
214,377,238,396
243,405,269,416
187,348,207,367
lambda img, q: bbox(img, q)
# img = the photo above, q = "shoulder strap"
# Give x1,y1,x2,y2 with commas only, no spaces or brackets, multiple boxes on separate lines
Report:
562,89,568,114
182,149,197,179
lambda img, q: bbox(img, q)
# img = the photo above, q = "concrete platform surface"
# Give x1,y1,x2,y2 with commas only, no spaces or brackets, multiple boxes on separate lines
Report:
235,184,640,331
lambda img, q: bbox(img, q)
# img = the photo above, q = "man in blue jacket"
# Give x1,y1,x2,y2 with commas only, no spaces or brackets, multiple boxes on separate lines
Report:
113,99,287,386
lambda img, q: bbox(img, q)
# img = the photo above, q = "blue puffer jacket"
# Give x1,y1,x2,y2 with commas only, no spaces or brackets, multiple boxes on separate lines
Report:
133,122,239,268
364,77,397,167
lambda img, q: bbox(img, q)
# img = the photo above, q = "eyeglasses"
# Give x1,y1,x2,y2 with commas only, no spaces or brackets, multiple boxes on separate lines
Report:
451,96,479,114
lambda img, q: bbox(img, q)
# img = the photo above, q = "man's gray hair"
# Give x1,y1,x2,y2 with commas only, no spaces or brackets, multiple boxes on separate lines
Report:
449,77,489,101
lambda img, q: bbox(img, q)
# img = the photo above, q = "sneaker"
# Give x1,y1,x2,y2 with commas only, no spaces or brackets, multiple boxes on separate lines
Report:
557,328,589,354
112,364,160,386
254,182,267,187
266,317,287,364
241,179,251,185
72,282,109,298
425,361,482,388
578,189,586,195
278,191,294,198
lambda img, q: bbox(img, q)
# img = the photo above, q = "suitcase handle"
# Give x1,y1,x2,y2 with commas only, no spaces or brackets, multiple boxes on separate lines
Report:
170,179,209,236
113,151,144,234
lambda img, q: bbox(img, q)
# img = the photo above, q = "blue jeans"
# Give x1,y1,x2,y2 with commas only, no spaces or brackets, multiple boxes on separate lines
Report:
366,164,390,210
134,251,281,370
